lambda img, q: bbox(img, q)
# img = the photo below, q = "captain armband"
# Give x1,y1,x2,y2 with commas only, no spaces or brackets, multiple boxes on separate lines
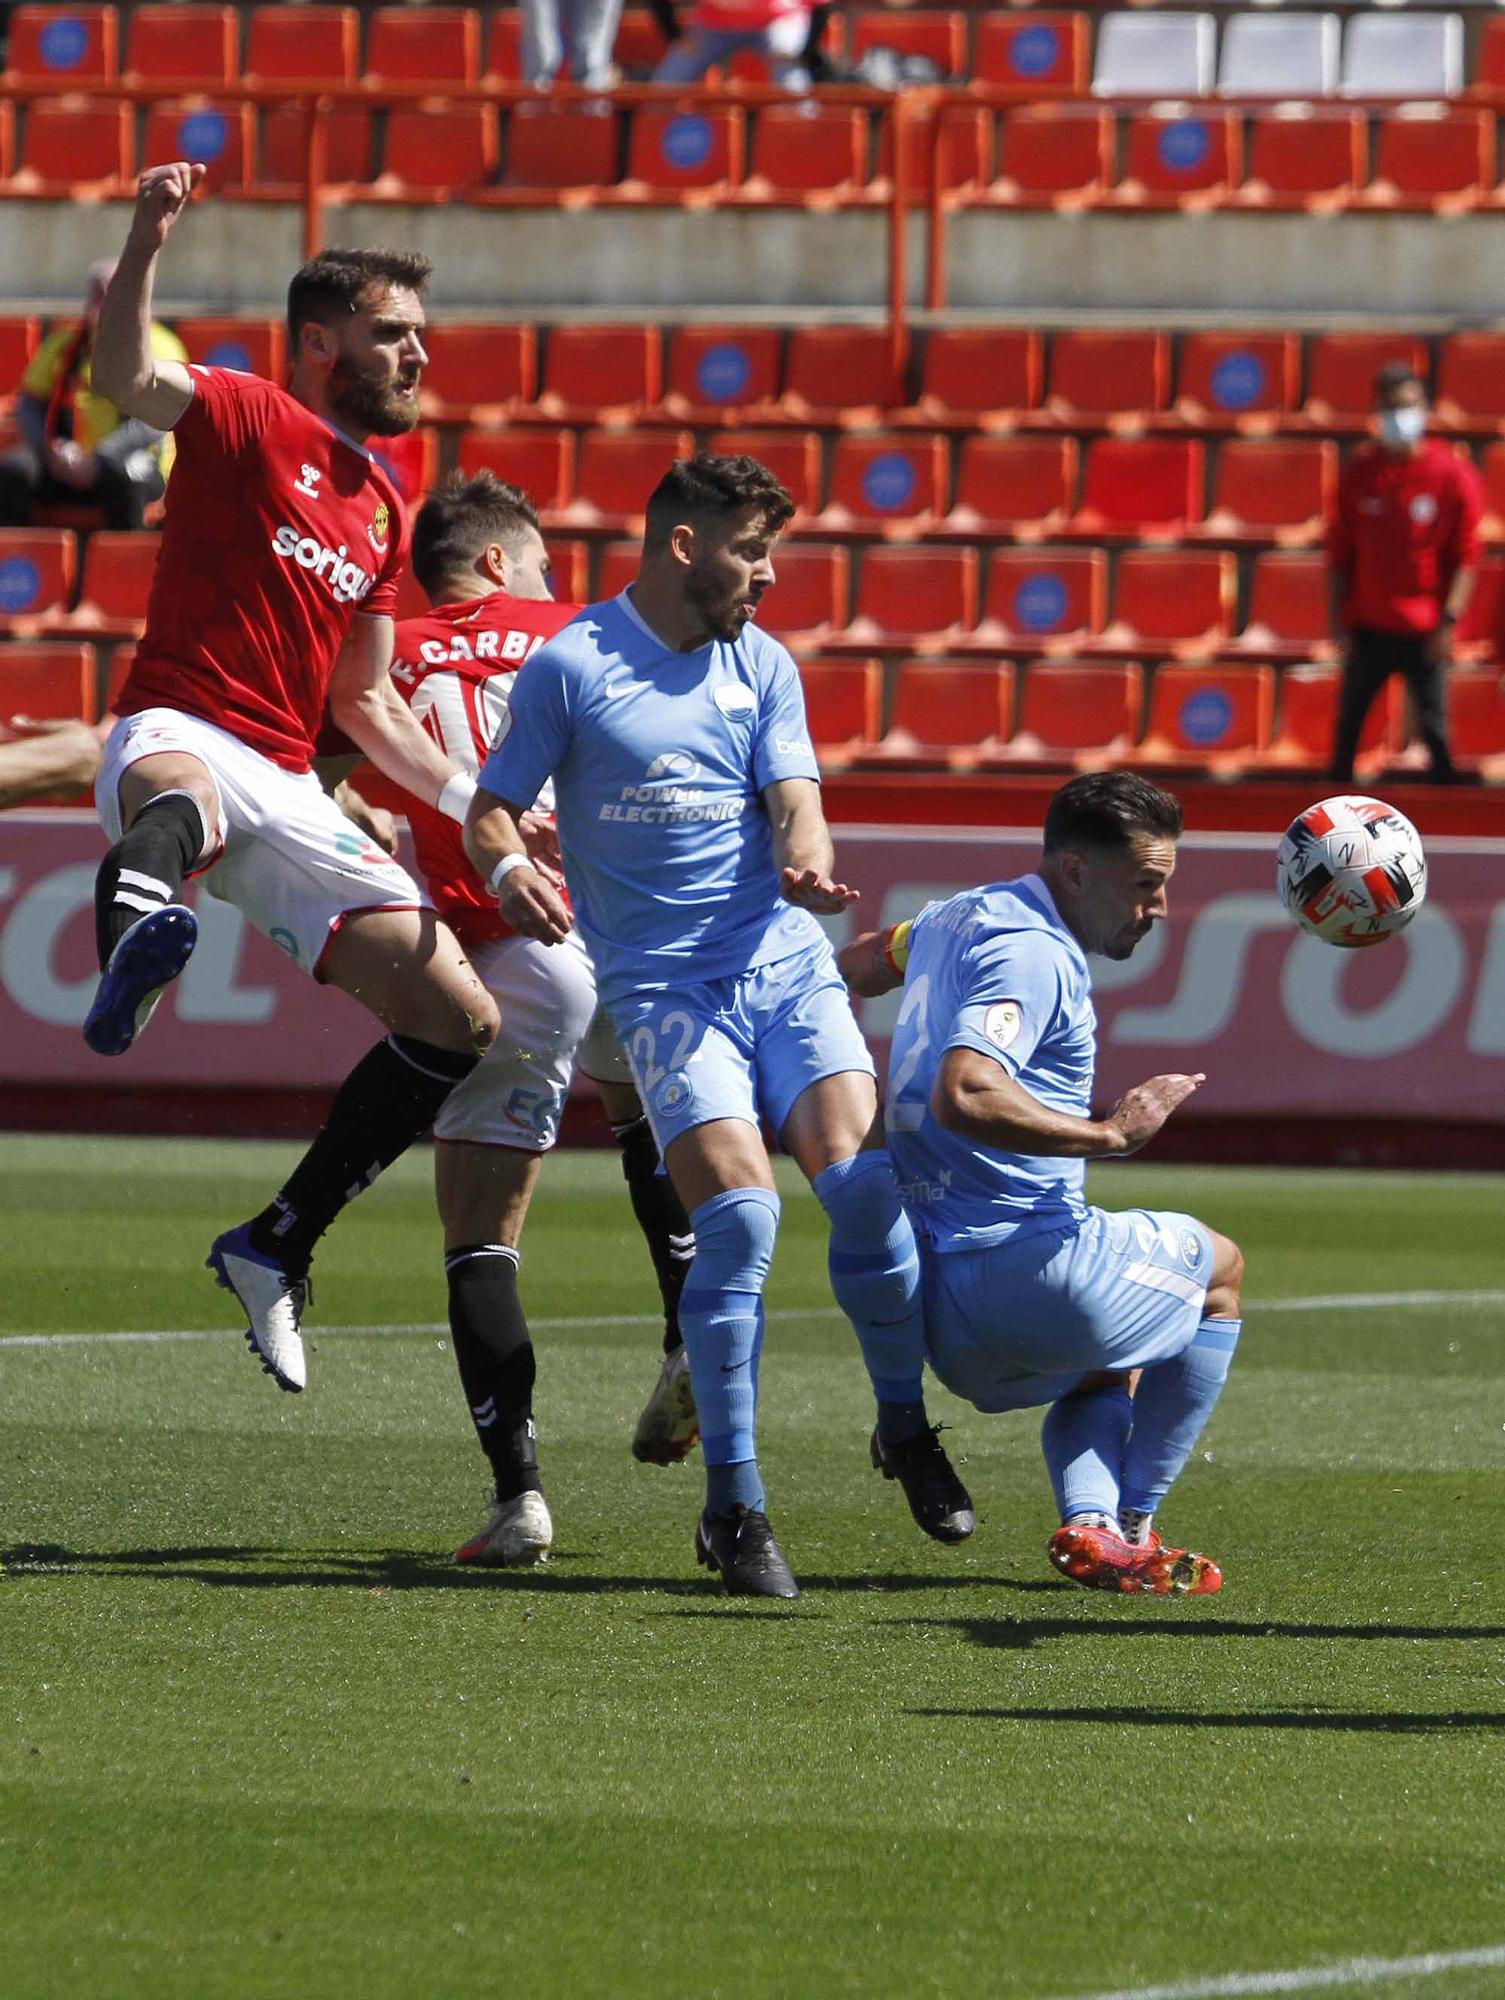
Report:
884,920,913,977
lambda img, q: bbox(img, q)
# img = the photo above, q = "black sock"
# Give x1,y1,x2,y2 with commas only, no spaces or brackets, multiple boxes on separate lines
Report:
612,1114,695,1354
248,1033,480,1272
94,790,207,969
446,1242,540,1500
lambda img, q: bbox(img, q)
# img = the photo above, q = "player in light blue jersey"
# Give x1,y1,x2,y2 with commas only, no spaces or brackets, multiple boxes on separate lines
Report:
464,453,974,1598
840,772,1245,1596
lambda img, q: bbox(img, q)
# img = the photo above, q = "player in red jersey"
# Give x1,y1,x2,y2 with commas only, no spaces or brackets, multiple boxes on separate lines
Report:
82,163,498,1397
374,472,698,1561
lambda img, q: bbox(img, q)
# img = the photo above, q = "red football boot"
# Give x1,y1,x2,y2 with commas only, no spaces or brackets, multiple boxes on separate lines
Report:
1048,1523,1223,1596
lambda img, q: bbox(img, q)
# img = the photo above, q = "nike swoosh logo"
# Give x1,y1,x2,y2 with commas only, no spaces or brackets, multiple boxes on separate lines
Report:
604,677,649,700
719,1362,744,1374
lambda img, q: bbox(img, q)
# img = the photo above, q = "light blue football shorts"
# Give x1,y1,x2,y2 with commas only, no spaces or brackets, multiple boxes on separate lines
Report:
921,1205,1215,1413
606,933,877,1155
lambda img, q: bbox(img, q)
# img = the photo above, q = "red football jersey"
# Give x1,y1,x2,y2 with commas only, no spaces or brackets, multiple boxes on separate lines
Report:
115,367,409,772
392,589,579,947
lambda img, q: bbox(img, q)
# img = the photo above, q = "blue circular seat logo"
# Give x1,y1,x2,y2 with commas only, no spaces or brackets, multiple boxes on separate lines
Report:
1158,120,1210,174
1209,350,1266,412
1009,26,1060,78
861,453,918,513
695,343,751,403
662,115,713,173
1013,572,1070,633
1179,687,1233,746
40,17,89,70
0,556,41,612
178,111,229,164
205,340,252,372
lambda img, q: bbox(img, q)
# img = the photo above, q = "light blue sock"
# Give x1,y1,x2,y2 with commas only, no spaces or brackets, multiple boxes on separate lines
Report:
1041,1384,1133,1525
680,1187,780,1516
1121,1318,1242,1516
813,1152,926,1413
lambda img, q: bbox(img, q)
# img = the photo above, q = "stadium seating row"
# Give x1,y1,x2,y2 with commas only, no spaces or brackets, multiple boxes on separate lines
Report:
11,93,1505,209
4,525,1501,665
11,5,1505,100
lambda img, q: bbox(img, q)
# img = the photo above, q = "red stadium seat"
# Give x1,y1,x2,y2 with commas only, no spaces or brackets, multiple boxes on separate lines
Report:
1435,334,1505,434
849,10,966,78
623,107,743,196
972,12,1089,98
1071,439,1205,536
1363,106,1493,210
1453,553,1502,658
501,105,620,190
744,105,869,201
68,529,160,635
420,323,536,422
1199,438,1335,545
374,103,499,199
901,329,1042,429
1472,15,1505,100
565,428,693,528
259,104,374,190
1445,669,1505,760
458,427,575,513
482,9,522,81
967,546,1106,652
1114,109,1241,209
800,660,880,769
533,326,661,425
0,640,95,721
1039,330,1168,427
864,662,1014,770
1094,549,1234,657
9,98,131,194
1174,332,1300,430
1233,552,1335,661
596,539,640,602
1256,663,1392,769
662,330,783,422
0,528,75,632
820,435,948,533
878,104,993,203
1130,662,1274,768
990,105,1111,206
839,546,978,648
612,8,672,77
364,6,479,86
1002,660,1142,765
547,540,590,603
4,5,118,82
244,5,357,87
1480,443,1505,543
754,544,850,643
0,317,39,393
175,316,286,381
374,426,437,507
143,100,252,194
1302,334,1428,430
945,435,1078,538
123,4,236,87
707,429,821,521
781,327,895,424
1235,108,1364,211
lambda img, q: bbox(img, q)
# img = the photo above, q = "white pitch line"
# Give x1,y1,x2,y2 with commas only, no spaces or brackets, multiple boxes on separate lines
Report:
1061,1939,1505,2000
1257,1289,1505,1313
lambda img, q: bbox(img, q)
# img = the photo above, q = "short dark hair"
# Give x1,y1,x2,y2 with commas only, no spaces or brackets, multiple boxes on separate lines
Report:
643,452,794,550
412,470,540,598
286,247,432,346
1043,772,1183,855
1374,360,1424,400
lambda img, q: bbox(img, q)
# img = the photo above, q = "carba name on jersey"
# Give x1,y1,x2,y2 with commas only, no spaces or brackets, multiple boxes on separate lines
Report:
394,626,549,672
270,524,376,605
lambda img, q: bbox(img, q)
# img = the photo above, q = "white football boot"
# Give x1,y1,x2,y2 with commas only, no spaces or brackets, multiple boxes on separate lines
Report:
455,1490,553,1566
206,1223,309,1393
631,1344,700,1465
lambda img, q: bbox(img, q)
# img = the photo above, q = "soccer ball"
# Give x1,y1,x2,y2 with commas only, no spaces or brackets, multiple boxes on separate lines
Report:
1275,795,1427,950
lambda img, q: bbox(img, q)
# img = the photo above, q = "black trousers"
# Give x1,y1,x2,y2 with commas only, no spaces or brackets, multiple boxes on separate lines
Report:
1330,624,1455,783
0,443,164,532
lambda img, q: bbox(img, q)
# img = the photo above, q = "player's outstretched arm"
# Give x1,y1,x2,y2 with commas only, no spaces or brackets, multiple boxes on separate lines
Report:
765,776,860,914
326,614,479,822
92,163,204,428
464,785,573,945
837,923,906,998
935,1049,1203,1159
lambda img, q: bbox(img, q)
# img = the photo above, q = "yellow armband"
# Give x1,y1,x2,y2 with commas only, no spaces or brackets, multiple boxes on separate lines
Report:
884,919,913,977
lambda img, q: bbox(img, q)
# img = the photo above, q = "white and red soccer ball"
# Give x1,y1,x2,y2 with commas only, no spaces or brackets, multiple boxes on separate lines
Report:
1276,795,1427,949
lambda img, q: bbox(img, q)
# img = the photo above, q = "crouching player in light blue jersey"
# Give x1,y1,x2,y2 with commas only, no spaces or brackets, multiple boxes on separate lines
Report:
839,772,1245,1596
464,453,975,1598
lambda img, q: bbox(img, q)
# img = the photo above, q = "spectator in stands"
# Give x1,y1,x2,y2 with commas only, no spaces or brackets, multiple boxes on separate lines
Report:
0,261,185,533
523,0,624,88
653,0,813,90
1327,362,1482,785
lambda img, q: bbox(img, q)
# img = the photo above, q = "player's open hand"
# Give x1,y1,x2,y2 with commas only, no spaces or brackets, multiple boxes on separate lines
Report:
498,865,573,945
518,808,566,895
781,865,860,914
130,162,208,250
1106,1072,1205,1156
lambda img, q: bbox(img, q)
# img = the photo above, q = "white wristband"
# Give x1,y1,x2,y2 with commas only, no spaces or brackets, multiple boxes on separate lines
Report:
437,771,477,825
488,852,531,895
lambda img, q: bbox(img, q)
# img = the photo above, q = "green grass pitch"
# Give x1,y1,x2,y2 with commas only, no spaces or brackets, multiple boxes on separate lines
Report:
3,1135,1504,2000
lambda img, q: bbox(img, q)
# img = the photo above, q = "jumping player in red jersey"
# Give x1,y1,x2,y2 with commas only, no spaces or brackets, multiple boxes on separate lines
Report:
368,472,698,1562
82,162,498,1396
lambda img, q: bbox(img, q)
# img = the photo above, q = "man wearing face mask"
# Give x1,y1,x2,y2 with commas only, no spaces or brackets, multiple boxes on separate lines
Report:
1327,362,1482,785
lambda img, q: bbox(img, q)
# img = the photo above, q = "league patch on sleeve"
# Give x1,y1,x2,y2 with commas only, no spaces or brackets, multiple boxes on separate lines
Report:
984,1001,1023,1050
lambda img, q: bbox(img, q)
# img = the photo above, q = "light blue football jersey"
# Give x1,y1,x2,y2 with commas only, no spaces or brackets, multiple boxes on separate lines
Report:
479,590,823,1006
885,873,1097,1253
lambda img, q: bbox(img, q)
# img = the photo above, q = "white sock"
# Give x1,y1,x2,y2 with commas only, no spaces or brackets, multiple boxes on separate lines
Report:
1120,1506,1155,1547
1066,1510,1123,1537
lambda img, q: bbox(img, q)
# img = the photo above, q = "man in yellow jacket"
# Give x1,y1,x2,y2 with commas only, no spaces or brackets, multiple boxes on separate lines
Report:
0,260,185,530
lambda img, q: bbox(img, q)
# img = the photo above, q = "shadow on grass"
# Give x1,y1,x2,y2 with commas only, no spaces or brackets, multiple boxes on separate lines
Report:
910,1613,1505,1649
912,1705,1505,1733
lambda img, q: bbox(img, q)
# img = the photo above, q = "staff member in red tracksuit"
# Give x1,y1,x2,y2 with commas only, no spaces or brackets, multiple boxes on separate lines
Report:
1327,361,1483,784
